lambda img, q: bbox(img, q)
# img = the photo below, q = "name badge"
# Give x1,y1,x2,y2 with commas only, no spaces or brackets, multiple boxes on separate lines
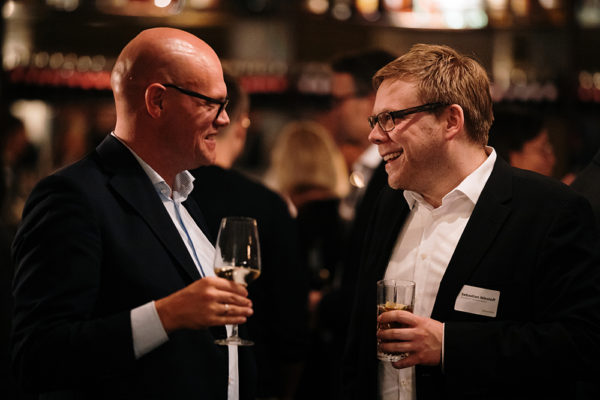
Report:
454,285,500,318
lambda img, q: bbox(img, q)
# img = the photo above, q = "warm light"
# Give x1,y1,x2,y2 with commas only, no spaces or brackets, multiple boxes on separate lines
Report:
486,0,508,10
383,0,410,10
91,55,107,72
539,0,560,9
356,0,379,15
307,0,329,14
579,71,593,89
189,0,216,8
49,52,64,69
11,100,53,146
593,72,600,89
33,52,50,68
3,0,15,18
77,56,92,72
332,3,352,19
511,0,529,16
155,0,172,8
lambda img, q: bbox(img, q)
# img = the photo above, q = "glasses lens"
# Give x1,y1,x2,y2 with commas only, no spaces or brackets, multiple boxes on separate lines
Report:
379,112,394,132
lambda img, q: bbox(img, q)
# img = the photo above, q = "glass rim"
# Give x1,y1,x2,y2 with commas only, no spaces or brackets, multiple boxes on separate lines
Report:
376,279,416,288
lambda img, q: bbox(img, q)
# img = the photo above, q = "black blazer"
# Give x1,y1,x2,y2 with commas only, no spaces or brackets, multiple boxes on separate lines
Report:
189,165,309,399
11,136,256,399
342,157,600,399
571,148,600,227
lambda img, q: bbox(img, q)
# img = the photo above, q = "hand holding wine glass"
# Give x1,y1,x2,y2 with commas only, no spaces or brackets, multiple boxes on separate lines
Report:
213,216,261,346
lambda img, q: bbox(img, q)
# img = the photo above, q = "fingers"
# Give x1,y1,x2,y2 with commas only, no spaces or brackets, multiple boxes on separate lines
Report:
217,302,253,318
190,276,252,307
377,314,444,368
206,276,249,296
378,309,415,326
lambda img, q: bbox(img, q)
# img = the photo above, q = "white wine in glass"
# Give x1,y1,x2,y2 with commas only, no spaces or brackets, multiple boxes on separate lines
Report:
213,216,261,346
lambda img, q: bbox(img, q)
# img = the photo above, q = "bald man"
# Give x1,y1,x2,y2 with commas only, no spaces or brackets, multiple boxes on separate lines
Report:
11,28,256,399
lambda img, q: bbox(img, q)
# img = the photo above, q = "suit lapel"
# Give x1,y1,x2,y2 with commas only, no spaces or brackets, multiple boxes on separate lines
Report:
431,158,513,321
372,188,410,281
95,135,201,282
183,196,214,244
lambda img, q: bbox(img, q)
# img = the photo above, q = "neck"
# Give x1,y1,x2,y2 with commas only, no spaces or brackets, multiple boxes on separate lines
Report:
420,144,488,208
114,128,179,190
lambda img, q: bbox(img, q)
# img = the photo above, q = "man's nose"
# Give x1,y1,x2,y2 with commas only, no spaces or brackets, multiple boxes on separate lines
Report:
368,125,386,145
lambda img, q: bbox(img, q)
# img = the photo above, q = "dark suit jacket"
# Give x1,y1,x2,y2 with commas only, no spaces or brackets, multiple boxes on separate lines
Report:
342,157,600,399
11,136,256,399
190,165,309,399
571,148,600,227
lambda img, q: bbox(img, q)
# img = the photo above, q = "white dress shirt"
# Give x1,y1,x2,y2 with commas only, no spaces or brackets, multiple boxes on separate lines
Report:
113,134,238,400
379,148,496,400
339,144,381,221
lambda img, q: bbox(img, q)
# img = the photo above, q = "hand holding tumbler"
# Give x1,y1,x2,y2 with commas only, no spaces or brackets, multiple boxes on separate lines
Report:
376,279,415,362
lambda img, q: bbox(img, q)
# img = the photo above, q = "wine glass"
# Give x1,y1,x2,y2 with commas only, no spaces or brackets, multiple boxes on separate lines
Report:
213,216,261,346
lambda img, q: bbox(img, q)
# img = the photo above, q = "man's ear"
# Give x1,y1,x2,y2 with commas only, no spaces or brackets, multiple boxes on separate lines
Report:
145,83,165,118
444,104,465,140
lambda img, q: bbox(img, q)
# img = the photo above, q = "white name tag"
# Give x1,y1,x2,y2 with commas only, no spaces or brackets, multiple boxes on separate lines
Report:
454,285,500,318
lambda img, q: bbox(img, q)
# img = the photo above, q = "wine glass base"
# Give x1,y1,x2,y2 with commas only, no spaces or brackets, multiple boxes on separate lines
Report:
215,337,254,346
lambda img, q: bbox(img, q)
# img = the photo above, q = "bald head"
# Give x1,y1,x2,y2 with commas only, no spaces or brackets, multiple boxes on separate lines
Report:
111,27,222,111
110,28,230,187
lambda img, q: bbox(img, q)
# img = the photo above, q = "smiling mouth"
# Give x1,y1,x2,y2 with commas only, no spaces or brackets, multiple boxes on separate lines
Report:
383,150,403,163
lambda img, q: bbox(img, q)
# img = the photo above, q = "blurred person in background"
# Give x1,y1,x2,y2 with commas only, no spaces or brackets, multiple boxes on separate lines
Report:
212,73,251,170
318,49,397,399
265,120,348,399
330,49,397,224
191,73,309,400
488,106,556,177
11,28,256,399
1,114,40,234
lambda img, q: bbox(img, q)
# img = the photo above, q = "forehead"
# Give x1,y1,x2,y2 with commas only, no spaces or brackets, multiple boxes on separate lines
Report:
373,79,418,113
183,64,227,98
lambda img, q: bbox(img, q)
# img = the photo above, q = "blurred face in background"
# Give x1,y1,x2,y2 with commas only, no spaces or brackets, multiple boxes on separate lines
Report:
509,129,556,177
330,72,375,167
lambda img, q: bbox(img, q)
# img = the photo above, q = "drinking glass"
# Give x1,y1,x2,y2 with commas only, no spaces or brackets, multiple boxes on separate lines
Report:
376,279,415,361
213,216,261,346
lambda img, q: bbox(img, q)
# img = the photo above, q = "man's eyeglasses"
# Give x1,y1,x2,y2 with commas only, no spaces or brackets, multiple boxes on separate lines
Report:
368,102,448,132
163,83,229,121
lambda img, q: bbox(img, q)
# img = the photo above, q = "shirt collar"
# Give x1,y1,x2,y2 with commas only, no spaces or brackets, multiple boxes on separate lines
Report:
110,132,195,202
403,147,496,209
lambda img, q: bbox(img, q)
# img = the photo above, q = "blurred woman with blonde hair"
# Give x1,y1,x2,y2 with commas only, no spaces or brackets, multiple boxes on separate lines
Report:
267,120,348,215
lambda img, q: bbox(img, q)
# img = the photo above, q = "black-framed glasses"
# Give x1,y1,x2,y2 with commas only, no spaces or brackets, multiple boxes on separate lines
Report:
368,102,448,132
163,83,229,121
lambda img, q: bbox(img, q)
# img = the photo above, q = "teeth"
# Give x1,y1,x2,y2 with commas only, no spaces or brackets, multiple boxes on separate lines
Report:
383,151,403,162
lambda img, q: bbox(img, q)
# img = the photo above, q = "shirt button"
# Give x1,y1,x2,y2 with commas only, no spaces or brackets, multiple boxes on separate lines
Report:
421,253,427,260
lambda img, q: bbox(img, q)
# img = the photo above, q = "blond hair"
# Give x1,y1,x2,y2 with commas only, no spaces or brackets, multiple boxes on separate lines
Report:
373,44,493,145
269,121,348,198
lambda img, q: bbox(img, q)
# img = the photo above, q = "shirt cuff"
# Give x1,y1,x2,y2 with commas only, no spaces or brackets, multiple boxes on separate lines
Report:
131,301,169,359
